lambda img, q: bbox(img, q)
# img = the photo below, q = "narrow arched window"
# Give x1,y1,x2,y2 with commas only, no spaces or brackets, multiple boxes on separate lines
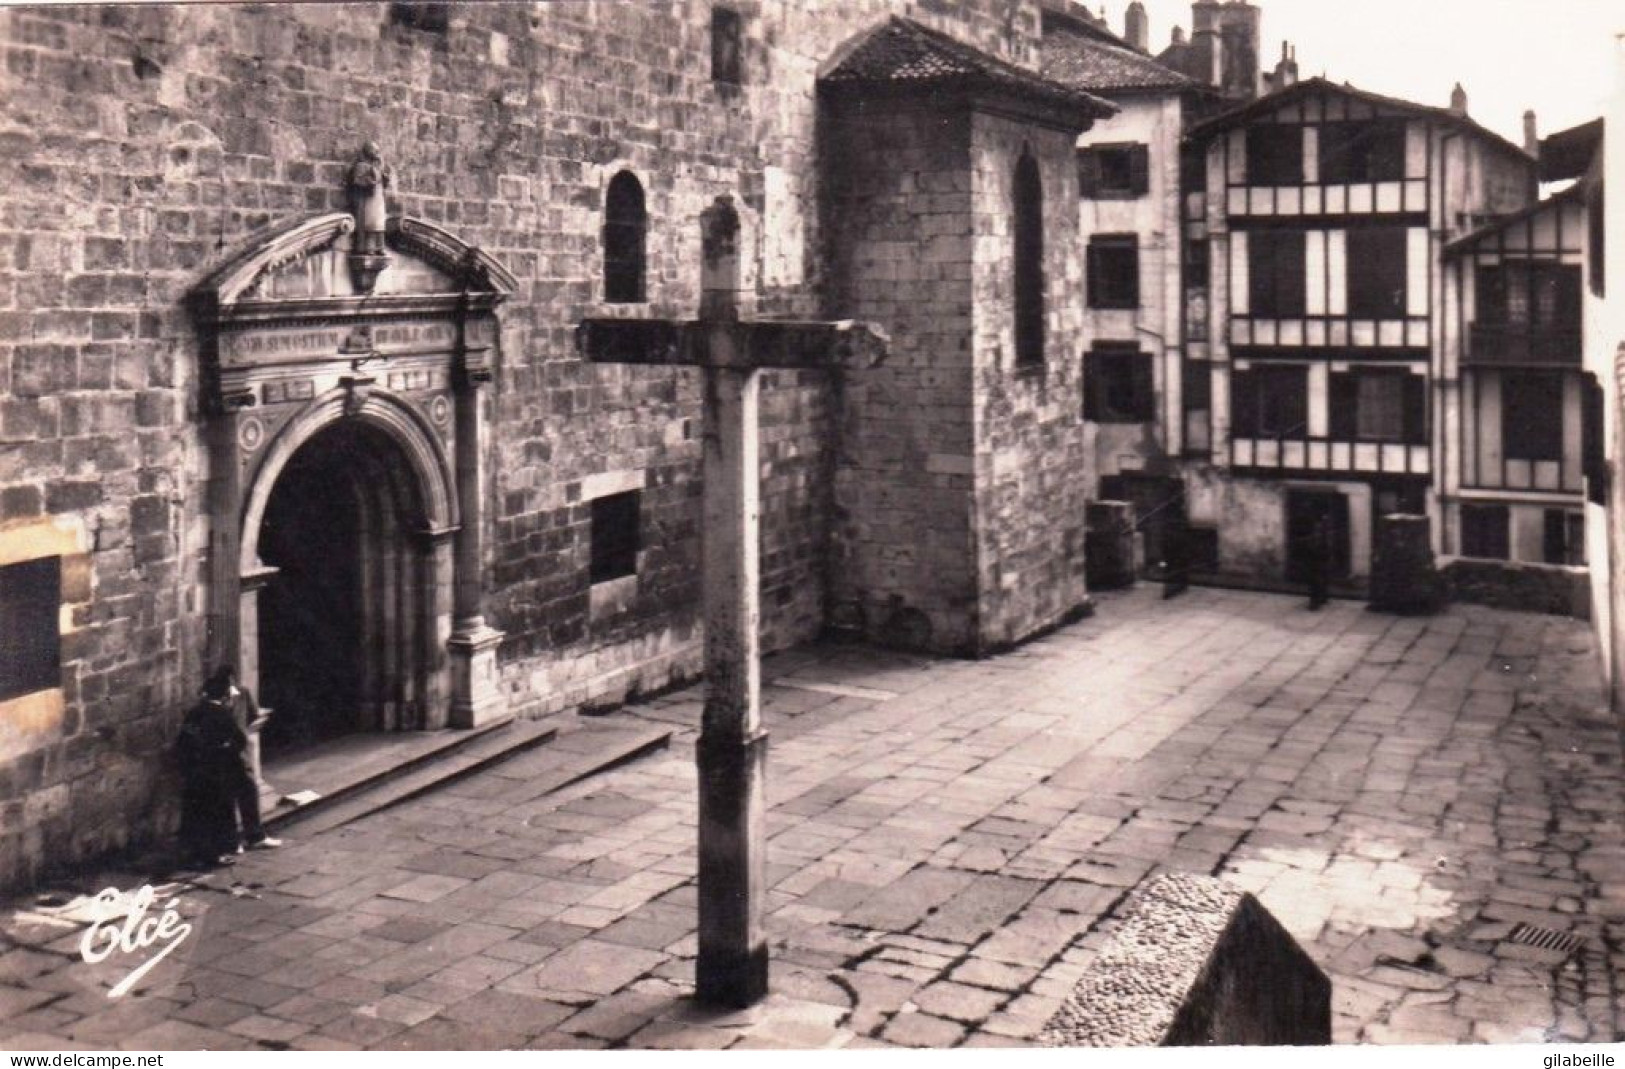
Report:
1013,151,1045,367
603,171,647,303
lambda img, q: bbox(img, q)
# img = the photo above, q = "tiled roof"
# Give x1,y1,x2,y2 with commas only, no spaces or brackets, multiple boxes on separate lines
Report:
1187,77,1531,162
1042,21,1194,93
821,17,1115,118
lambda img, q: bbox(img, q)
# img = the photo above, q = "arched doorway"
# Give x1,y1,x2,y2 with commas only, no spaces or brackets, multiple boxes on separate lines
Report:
256,419,431,753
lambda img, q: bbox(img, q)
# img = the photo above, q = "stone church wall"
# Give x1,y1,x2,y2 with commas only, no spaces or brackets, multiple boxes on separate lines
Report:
970,112,1093,650
0,1,1058,890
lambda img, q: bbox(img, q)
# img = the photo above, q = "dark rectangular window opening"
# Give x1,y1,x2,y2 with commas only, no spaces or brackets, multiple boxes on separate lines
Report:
1087,234,1139,309
1246,125,1303,186
0,556,60,703
1232,364,1308,439
388,2,450,33
1543,509,1586,566
1319,120,1407,184
1347,226,1408,318
1085,345,1155,423
1247,229,1306,317
1079,143,1150,198
590,491,641,583
1460,503,1510,560
711,7,743,86
1180,143,1208,194
1330,369,1426,444
1503,370,1564,462
1589,179,1605,297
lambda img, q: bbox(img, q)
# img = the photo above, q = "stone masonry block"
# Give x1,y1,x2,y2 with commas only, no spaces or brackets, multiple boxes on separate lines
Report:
1040,873,1331,1047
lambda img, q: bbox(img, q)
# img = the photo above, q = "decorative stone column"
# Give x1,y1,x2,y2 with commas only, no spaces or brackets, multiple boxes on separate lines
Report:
447,304,508,728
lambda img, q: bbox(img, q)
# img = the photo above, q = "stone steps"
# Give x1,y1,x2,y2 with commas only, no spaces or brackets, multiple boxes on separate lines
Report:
268,716,673,836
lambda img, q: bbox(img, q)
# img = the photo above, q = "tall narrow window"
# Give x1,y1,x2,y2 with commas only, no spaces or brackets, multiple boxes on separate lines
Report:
1247,229,1306,316
1013,151,1045,367
0,556,60,702
1347,227,1408,318
711,7,743,86
603,171,647,304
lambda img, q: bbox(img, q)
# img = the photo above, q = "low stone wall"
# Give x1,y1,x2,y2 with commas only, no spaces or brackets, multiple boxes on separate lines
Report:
1439,557,1591,620
1040,873,1331,1047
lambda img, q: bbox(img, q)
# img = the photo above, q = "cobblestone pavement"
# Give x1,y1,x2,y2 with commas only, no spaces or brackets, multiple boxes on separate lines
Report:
4,587,1624,1049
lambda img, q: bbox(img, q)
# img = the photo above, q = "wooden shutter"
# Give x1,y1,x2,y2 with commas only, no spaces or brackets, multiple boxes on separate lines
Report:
1078,149,1101,198
1128,144,1150,196
1278,231,1306,317
1232,370,1258,437
1402,373,1427,444
1328,372,1358,440
1131,352,1155,421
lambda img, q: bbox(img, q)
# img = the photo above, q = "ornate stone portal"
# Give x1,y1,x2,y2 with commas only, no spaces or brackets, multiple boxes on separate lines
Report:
190,201,516,766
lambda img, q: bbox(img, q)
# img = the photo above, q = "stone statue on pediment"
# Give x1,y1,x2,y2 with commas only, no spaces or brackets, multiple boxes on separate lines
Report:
347,141,392,254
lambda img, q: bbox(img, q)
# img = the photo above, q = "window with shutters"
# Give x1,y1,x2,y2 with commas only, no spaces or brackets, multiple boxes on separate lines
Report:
1460,503,1510,560
1084,345,1154,423
590,491,641,583
1319,120,1406,184
603,171,647,304
1013,151,1045,367
1543,509,1586,566
1232,365,1308,438
1503,370,1563,461
0,556,60,703
1245,125,1303,186
1078,143,1149,199
1347,227,1408,318
1247,229,1306,316
1329,369,1424,443
1087,234,1138,309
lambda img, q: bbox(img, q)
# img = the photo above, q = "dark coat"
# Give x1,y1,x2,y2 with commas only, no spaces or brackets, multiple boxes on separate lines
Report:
175,695,248,860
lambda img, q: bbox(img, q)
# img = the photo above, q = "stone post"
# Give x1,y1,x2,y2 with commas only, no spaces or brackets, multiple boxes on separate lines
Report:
694,197,769,1008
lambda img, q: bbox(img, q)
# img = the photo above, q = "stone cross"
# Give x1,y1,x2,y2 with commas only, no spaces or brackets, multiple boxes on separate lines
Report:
577,196,886,1008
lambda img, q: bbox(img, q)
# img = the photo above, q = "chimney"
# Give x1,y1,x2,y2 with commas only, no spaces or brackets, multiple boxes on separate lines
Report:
1271,40,1298,90
1213,1,1261,101
1523,109,1539,155
1191,1,1222,89
1171,25,1186,45
1449,82,1468,116
1125,1,1149,51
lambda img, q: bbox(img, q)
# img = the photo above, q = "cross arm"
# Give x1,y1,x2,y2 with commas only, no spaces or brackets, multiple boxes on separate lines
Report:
577,317,889,371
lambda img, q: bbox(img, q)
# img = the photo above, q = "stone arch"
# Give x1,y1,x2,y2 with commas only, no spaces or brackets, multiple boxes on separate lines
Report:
239,386,458,575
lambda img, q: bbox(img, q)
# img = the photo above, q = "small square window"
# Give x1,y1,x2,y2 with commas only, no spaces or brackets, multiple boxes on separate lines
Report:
1246,125,1303,186
590,491,641,584
0,556,60,703
711,7,743,86
1460,503,1510,560
1079,144,1149,199
1085,346,1154,423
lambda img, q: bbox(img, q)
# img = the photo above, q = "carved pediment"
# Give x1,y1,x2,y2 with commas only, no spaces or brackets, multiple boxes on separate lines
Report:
191,212,516,319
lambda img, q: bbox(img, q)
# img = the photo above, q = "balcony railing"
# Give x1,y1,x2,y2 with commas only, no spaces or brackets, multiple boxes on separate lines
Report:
1465,323,1581,367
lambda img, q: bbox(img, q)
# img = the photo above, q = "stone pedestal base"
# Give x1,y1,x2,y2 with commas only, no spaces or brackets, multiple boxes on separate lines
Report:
448,623,508,728
695,729,769,1008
